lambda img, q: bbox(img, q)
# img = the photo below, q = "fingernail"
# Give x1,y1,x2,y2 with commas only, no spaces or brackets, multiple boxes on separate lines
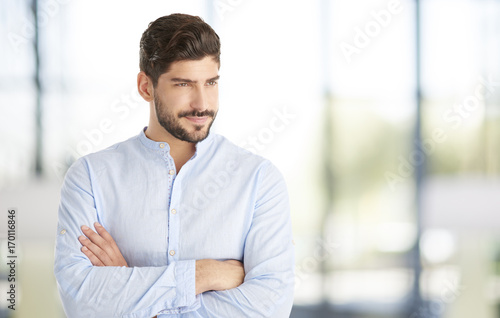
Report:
94,222,101,227
82,246,88,251
78,235,86,241
81,225,89,231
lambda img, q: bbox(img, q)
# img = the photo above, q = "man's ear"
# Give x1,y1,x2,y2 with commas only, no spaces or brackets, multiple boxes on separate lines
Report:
137,71,154,102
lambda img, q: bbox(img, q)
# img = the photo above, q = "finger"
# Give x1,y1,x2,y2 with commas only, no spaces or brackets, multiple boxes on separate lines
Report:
94,223,126,264
85,224,129,267
94,222,120,253
81,225,112,253
78,235,113,265
81,246,105,266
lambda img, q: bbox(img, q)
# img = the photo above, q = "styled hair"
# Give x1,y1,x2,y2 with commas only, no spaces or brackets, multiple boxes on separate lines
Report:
139,13,221,87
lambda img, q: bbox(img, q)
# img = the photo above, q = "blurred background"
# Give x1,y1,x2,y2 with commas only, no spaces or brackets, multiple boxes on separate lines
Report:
1,0,500,317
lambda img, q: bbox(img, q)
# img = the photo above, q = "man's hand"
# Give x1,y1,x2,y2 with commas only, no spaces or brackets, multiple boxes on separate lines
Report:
195,259,245,294
78,223,244,295
78,222,128,267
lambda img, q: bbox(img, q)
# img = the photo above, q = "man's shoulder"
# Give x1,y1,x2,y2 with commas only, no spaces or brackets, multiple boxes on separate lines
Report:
209,134,287,192
68,134,140,175
210,133,269,164
85,134,139,160
209,133,280,176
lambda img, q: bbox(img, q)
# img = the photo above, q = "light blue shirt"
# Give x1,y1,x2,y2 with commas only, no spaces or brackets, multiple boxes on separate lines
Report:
54,127,295,318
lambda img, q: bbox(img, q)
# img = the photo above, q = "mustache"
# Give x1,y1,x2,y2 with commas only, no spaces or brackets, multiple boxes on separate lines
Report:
178,110,216,118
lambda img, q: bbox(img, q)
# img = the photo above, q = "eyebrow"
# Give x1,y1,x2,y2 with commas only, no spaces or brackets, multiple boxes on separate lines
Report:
170,75,220,83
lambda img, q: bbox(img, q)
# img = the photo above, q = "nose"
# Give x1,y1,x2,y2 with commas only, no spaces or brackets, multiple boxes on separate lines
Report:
190,86,209,111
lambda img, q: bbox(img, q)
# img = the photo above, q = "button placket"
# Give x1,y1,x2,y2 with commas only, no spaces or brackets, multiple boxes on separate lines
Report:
165,151,179,262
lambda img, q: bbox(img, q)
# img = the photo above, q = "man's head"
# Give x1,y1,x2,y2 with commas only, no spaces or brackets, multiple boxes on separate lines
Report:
138,14,221,143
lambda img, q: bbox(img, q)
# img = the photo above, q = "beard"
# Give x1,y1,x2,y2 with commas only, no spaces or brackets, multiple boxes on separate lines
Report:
154,93,217,143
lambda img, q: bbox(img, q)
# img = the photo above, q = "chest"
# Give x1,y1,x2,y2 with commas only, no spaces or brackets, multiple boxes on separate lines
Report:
96,167,256,266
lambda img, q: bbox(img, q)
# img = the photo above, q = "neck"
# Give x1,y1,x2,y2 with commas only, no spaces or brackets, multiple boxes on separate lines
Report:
145,121,196,172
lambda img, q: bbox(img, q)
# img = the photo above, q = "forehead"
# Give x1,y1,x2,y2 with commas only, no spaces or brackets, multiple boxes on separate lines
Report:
160,56,219,81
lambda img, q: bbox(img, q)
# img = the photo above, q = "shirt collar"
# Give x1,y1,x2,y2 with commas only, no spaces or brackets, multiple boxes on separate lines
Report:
138,126,213,158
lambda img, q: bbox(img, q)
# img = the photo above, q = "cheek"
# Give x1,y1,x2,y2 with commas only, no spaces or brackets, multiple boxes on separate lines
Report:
208,90,219,107
161,91,191,110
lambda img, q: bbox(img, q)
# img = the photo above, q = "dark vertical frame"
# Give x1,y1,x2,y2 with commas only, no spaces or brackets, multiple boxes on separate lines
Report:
32,0,43,177
410,0,424,314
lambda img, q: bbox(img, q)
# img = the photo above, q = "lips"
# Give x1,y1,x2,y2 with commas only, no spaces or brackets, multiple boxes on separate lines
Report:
185,116,209,125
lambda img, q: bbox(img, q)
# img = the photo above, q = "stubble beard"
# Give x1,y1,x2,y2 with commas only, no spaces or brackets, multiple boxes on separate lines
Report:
154,93,217,143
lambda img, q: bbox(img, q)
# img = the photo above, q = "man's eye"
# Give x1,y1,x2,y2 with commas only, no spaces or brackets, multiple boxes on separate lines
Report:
207,81,217,86
176,83,188,87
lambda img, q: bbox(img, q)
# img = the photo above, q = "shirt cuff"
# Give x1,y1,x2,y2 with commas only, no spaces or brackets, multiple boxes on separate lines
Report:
175,260,196,307
157,260,198,315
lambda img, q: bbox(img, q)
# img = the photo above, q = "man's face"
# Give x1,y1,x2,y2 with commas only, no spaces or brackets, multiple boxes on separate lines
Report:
153,56,219,143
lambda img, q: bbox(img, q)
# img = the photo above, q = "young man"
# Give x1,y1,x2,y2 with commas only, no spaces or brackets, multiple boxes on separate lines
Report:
53,13,295,317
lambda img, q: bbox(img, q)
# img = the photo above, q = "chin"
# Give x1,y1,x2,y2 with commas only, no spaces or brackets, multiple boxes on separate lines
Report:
178,128,208,143
192,131,210,142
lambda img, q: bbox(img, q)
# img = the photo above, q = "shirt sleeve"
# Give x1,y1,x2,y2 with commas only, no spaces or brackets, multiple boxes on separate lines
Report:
53,158,199,318
196,161,295,317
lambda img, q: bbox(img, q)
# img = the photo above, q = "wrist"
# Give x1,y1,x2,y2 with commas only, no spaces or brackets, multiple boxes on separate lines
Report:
195,259,215,294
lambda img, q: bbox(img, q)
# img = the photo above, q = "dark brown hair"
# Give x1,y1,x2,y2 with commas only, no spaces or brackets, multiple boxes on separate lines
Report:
139,13,221,87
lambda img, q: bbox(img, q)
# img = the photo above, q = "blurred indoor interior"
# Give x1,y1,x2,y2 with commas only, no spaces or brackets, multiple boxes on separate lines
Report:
1,0,500,317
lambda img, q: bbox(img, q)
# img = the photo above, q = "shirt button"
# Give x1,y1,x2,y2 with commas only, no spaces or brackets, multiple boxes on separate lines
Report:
169,250,175,256
171,209,177,214
60,229,66,235
159,143,165,148
169,170,175,175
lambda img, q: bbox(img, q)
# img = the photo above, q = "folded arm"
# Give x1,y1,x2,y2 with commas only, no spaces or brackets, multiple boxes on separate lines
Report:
197,162,295,317
78,161,295,318
79,223,245,295
54,159,199,317
55,158,246,317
